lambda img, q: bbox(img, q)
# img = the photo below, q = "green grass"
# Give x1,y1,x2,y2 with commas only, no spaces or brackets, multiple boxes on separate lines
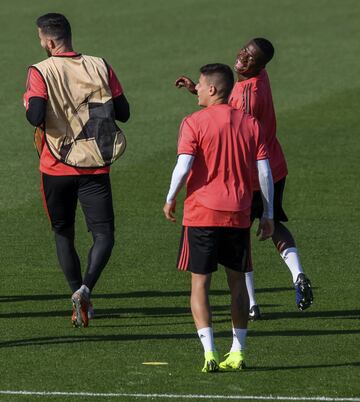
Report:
1,0,360,401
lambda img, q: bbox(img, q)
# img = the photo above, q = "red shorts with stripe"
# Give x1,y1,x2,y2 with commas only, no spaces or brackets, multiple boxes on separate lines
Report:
177,226,252,274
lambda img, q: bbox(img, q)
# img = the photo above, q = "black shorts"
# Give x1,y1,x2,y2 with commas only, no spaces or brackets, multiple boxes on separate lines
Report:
41,173,114,234
251,177,288,222
177,226,251,274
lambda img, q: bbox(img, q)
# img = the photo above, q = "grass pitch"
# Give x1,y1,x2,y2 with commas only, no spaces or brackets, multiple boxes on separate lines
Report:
0,0,360,401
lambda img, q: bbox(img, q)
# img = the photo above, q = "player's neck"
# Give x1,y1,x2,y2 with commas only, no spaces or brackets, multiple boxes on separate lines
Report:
237,68,263,82
237,73,255,82
237,74,247,82
207,97,226,107
51,43,74,55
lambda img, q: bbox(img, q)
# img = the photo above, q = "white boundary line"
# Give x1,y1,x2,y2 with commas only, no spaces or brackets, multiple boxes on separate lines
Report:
0,390,359,401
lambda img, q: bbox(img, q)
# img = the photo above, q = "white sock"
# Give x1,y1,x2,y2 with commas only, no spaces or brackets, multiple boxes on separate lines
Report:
280,247,303,283
230,328,247,352
245,271,257,308
79,285,90,296
197,327,215,353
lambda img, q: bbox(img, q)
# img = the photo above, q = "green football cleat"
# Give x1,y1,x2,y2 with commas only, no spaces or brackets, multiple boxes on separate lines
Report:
201,350,219,373
219,351,246,371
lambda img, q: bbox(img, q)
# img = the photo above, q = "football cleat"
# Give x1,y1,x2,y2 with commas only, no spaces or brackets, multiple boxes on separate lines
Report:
72,301,94,323
73,301,93,325
294,273,313,311
71,290,90,328
71,308,77,327
88,302,95,319
249,305,261,321
219,351,246,371
202,350,219,373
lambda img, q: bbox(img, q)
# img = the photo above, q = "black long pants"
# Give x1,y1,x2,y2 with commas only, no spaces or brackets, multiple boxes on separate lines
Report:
41,173,115,292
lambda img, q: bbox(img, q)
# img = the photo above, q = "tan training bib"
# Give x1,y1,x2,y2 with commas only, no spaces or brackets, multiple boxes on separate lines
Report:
33,55,126,168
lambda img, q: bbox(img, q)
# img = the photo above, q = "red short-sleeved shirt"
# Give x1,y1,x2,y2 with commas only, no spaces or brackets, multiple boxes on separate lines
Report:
229,69,288,189
24,52,124,176
178,103,268,228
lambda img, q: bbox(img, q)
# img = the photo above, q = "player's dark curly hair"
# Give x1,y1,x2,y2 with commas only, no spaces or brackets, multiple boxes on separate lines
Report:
253,38,275,65
200,63,234,100
36,13,72,43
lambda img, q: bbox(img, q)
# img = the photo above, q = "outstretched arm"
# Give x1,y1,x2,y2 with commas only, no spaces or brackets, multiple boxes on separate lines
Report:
174,76,197,95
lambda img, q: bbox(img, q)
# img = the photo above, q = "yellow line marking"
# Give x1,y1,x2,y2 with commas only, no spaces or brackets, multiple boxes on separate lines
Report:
142,362,169,366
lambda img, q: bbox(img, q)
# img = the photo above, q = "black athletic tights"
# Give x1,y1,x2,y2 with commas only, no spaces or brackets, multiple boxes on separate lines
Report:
54,226,114,292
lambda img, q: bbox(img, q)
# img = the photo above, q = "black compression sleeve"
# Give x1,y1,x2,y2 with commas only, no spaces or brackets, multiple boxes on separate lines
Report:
113,94,130,122
26,97,47,126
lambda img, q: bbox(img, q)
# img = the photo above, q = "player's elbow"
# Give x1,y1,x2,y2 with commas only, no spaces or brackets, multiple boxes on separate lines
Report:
257,159,272,178
261,167,272,181
116,106,130,123
26,97,46,126
178,167,191,181
113,94,130,122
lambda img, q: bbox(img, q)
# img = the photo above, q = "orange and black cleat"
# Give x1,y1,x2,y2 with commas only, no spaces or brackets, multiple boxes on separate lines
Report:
71,290,90,328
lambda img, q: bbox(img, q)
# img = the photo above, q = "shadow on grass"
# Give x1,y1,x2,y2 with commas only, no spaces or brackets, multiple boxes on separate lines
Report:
0,287,293,303
257,310,360,320
1,328,360,349
0,304,229,319
210,361,360,373
1,307,357,321
246,361,360,371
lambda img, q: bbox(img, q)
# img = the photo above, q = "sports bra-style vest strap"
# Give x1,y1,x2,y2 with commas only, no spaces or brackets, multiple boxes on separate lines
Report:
33,55,126,168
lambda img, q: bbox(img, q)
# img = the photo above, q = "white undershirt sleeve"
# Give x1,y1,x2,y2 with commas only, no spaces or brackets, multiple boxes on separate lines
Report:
166,154,195,203
256,159,274,219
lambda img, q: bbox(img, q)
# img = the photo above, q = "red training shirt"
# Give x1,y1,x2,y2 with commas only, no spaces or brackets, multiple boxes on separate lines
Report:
178,103,268,228
228,69,288,189
24,52,124,176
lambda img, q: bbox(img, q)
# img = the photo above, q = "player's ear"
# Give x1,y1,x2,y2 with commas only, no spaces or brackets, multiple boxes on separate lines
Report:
47,38,56,50
209,85,217,96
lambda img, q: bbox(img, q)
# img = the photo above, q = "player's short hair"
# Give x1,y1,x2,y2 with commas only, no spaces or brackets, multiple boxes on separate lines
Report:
36,13,72,43
199,63,234,100
253,38,275,65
